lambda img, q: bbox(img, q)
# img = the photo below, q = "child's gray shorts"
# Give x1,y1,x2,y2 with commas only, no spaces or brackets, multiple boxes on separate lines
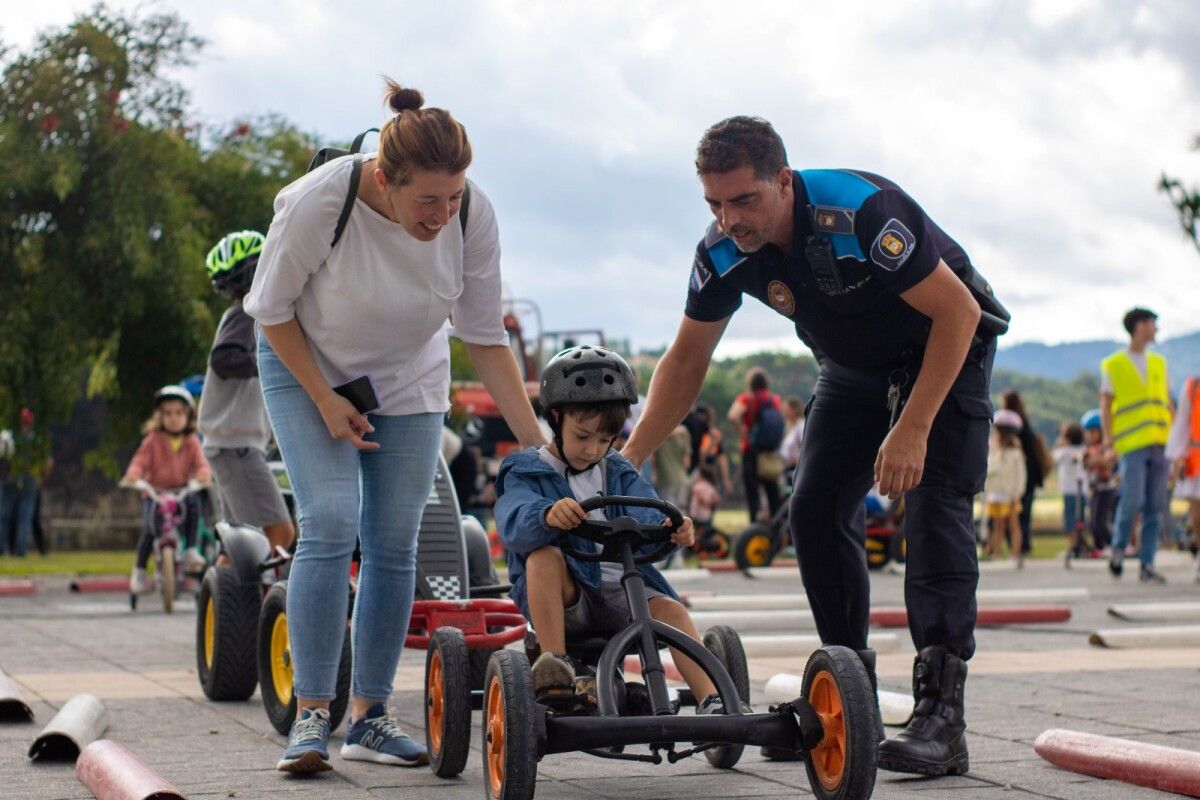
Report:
563,579,668,636
205,447,290,529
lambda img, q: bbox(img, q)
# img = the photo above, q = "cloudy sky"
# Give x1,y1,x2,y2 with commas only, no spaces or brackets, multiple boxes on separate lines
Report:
6,0,1200,357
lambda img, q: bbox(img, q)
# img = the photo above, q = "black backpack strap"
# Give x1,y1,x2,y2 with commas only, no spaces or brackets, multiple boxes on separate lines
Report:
331,153,363,248
458,181,471,237
350,127,379,154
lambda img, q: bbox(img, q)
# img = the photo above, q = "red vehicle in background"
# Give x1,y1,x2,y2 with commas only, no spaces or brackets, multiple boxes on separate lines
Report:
452,297,605,478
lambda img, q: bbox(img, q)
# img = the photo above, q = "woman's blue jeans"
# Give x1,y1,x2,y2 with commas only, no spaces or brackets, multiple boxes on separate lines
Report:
258,335,442,703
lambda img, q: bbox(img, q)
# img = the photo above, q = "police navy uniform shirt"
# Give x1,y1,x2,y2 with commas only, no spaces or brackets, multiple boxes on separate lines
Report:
684,169,973,369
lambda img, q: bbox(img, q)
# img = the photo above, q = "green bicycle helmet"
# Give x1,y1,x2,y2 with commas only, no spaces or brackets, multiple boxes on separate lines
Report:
205,230,265,297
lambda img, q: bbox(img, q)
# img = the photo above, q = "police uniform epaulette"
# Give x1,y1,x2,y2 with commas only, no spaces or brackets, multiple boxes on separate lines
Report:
703,220,746,278
797,169,882,263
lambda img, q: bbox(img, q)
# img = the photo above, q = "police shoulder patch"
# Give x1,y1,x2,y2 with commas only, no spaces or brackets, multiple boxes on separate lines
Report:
690,254,713,292
870,218,916,271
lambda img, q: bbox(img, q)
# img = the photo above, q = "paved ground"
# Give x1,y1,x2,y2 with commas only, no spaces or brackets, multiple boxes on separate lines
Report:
1,551,1198,799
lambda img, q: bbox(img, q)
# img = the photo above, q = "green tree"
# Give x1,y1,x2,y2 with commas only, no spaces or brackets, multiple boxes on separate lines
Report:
1160,134,1200,253
0,6,317,474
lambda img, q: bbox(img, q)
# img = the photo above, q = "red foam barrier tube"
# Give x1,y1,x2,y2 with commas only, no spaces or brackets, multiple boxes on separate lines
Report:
1035,728,1200,798
0,580,35,596
70,578,130,593
869,605,1071,628
75,739,186,800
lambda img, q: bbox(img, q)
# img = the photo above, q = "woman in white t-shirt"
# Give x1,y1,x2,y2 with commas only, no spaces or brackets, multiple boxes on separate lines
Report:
245,81,545,773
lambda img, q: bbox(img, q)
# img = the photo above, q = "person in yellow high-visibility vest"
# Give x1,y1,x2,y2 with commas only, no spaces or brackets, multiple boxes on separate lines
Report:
1166,373,1200,583
1100,307,1175,583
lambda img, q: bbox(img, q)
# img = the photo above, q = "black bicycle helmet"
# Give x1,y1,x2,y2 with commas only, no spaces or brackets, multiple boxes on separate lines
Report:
540,345,638,409
540,346,637,474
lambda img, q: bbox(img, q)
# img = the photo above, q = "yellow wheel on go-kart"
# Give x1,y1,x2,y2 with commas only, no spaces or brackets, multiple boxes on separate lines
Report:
258,580,353,736
865,537,888,570
203,597,215,669
734,522,777,569
800,646,879,800
270,611,293,706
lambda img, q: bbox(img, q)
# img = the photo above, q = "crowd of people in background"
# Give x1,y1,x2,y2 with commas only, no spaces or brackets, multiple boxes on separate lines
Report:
0,407,51,556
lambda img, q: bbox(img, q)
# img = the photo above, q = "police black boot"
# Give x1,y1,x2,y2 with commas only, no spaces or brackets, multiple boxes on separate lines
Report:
876,646,969,776
855,647,886,744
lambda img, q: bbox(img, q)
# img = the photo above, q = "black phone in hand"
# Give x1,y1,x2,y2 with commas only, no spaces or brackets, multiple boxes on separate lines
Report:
332,375,380,414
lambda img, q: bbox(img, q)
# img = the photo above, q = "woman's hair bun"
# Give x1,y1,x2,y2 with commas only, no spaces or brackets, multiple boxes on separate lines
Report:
383,78,424,113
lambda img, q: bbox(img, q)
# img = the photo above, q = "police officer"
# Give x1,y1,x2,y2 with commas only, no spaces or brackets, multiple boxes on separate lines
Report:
623,116,1008,777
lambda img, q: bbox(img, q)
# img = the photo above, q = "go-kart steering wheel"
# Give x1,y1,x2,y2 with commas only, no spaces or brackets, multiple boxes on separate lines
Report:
557,495,684,565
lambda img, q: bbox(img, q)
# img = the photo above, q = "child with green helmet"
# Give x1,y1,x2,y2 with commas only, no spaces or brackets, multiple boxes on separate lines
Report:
494,345,741,717
197,231,295,563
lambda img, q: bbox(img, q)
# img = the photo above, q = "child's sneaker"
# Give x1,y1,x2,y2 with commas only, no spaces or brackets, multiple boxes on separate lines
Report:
277,707,333,773
341,704,428,766
697,692,752,716
531,652,576,696
129,567,153,594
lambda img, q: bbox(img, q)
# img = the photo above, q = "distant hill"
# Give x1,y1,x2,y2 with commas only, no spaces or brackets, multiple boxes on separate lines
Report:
996,331,1200,391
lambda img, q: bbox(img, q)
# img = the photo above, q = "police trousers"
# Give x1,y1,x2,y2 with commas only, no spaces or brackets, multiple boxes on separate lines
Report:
789,339,995,661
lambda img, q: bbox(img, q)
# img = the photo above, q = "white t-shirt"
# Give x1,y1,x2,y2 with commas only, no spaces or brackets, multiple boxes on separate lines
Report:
244,155,508,415
1053,444,1088,496
537,447,630,587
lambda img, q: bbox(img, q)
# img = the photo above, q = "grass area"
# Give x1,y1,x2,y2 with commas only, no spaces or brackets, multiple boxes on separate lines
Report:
0,550,135,577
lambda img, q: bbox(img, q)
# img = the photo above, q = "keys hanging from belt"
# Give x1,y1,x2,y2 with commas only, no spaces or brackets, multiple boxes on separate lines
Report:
887,369,910,430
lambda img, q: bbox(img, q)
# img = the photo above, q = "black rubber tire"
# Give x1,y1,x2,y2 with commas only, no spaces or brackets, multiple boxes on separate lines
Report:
734,523,777,570
259,581,353,735
426,627,473,777
197,565,260,701
483,650,538,800
702,625,750,769
469,646,496,690
801,645,879,800
329,625,352,733
161,546,176,613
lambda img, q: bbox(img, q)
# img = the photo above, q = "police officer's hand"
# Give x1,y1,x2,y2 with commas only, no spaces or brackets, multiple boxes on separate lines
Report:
546,498,587,530
875,421,927,499
316,393,379,451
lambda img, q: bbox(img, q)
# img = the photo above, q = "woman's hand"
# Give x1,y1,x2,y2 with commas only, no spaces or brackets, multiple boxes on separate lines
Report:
546,498,586,530
670,517,695,548
316,393,380,450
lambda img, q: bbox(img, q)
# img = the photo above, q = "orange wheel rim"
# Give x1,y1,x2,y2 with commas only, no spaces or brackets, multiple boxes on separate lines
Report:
747,535,771,565
810,670,846,790
427,650,444,754
486,678,505,797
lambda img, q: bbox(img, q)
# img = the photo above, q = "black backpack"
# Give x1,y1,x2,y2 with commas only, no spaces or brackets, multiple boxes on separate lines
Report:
308,127,471,248
750,395,785,452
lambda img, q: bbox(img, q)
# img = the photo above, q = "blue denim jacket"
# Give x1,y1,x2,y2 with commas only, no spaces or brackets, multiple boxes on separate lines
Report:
494,448,681,619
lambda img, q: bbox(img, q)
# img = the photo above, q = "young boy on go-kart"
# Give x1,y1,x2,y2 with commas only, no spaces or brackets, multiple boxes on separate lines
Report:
494,346,734,714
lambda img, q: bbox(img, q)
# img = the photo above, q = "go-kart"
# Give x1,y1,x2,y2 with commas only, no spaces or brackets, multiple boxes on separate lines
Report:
478,495,879,800
195,453,527,748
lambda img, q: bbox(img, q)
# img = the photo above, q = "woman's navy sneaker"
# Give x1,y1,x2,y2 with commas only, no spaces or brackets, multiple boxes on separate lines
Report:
277,707,333,773
341,704,429,766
